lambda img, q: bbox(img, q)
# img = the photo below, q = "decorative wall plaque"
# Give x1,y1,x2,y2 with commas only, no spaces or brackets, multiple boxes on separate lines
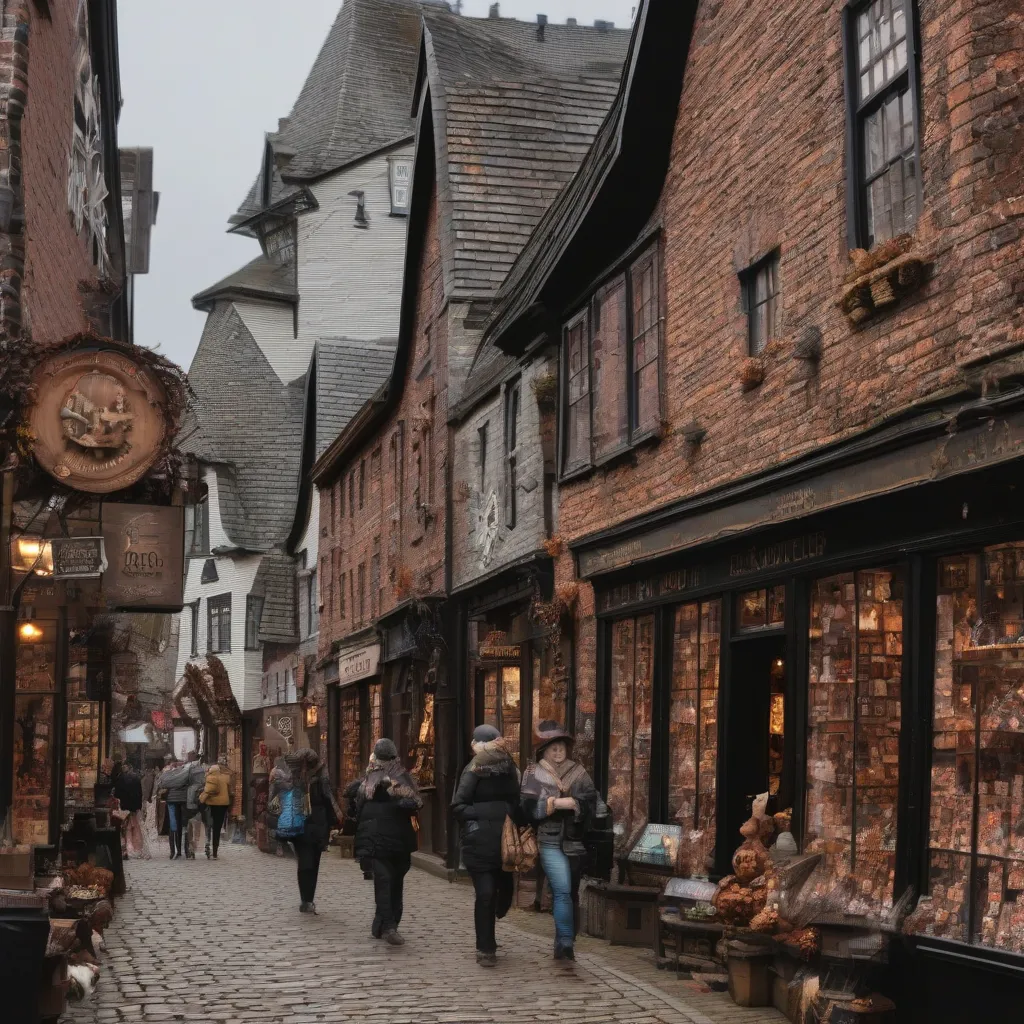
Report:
52,536,107,578
101,503,184,610
29,349,169,493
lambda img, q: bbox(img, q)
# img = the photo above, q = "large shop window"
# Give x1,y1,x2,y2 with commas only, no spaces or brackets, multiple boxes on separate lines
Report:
807,569,903,910
669,600,721,878
483,665,522,767
338,687,362,793
608,615,655,853
919,547,1024,952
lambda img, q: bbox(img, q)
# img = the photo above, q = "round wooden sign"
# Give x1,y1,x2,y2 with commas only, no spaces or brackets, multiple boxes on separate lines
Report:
28,348,168,493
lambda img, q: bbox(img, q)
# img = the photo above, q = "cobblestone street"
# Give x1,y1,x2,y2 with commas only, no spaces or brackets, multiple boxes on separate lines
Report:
62,844,784,1024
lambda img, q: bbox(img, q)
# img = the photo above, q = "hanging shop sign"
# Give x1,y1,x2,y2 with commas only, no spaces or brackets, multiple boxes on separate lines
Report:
579,408,1024,578
51,536,107,578
338,642,381,687
479,630,521,660
101,503,185,610
28,348,169,493
110,651,139,695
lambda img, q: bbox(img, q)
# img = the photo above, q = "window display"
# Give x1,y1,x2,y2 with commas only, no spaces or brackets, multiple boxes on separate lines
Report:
482,664,522,765
608,615,654,854
338,688,361,792
916,547,1024,952
806,569,902,911
737,586,785,631
668,600,721,877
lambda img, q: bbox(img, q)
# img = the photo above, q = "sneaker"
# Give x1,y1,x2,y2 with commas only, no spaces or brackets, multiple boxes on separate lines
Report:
299,902,318,914
384,929,405,946
476,951,497,967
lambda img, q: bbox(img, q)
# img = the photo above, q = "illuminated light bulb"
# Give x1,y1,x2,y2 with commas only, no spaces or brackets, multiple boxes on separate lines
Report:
18,622,43,641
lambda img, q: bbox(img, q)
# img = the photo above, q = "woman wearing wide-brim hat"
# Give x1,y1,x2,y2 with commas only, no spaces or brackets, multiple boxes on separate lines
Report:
520,720,598,961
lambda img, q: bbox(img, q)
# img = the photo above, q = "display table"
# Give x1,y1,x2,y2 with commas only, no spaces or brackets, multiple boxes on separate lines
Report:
656,910,724,972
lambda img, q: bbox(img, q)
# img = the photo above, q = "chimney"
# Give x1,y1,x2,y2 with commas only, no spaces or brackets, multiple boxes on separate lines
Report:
566,17,577,27
537,13,547,41
488,3,499,18
594,19,614,31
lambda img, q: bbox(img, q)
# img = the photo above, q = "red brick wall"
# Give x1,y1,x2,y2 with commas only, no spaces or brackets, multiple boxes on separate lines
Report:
561,0,1023,742
19,3,103,343
318,179,448,657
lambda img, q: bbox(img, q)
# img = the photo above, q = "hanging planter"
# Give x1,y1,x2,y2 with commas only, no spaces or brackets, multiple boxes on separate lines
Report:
839,234,927,326
740,357,766,392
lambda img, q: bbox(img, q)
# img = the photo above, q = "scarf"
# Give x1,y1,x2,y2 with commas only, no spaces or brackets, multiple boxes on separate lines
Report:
281,748,344,821
469,738,516,775
360,755,423,808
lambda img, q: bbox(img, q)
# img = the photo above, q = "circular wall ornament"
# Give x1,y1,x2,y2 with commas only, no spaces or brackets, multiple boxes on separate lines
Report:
28,348,169,493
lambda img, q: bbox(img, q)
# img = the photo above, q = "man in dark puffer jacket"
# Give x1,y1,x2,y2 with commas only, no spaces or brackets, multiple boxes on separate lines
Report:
452,724,521,966
353,739,422,946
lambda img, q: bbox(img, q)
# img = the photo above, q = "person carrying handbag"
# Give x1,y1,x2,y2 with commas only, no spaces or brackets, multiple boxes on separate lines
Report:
452,725,521,967
198,756,233,859
520,720,598,961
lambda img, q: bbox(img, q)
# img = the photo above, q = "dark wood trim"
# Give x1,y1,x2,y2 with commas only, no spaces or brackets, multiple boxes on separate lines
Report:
650,604,672,824
594,616,611,796
714,593,735,878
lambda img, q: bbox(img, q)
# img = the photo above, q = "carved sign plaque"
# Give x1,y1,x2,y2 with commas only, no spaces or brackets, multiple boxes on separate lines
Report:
101,503,184,610
28,349,168,493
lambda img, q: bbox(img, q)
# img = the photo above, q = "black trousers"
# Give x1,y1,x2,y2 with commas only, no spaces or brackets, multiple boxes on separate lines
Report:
469,868,514,953
208,805,228,854
372,854,411,933
292,837,323,904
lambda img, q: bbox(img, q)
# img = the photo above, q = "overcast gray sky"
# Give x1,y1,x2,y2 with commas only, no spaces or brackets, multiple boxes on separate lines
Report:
117,0,636,371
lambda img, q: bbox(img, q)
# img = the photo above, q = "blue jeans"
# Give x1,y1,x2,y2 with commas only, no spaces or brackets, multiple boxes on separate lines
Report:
167,802,181,832
538,845,580,947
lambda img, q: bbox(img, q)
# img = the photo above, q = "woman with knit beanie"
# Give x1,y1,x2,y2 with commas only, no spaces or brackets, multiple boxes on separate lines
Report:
520,721,598,961
452,724,521,966
352,738,423,945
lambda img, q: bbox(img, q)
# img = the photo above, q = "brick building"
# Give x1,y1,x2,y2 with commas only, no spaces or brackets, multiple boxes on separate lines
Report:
485,0,1024,1015
311,6,630,859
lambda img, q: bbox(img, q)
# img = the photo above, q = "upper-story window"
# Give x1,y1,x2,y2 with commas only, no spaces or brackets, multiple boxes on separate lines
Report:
741,252,781,356
207,594,231,653
845,0,920,248
184,496,209,557
306,568,319,637
561,243,662,477
505,382,520,528
245,596,264,650
189,601,199,657
478,422,488,491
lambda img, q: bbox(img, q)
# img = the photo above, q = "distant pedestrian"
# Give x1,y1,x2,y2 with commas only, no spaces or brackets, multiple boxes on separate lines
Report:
113,761,148,859
520,721,598,961
199,755,233,859
156,756,186,859
452,724,520,967
271,748,343,914
140,766,157,821
353,739,422,945
158,751,207,859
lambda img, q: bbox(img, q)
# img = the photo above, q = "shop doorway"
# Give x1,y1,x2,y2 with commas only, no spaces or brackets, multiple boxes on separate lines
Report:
724,635,786,855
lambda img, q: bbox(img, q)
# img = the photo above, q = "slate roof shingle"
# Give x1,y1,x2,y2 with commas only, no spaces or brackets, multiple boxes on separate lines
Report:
232,0,426,226
252,551,298,644
191,254,297,312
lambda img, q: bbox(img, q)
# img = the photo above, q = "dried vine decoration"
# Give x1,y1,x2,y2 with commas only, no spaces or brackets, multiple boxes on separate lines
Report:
5,330,192,504
528,578,574,705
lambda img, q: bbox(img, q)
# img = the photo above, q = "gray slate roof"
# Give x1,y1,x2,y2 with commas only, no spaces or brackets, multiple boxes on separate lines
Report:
315,338,397,458
192,254,297,312
185,302,307,552
232,0,425,226
252,551,298,644
420,7,630,300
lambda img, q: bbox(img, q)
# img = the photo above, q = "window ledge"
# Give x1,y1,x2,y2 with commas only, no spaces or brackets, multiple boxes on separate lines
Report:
560,432,662,484
840,236,928,326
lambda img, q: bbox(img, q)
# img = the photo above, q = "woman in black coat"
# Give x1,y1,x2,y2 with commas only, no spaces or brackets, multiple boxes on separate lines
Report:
352,739,423,946
451,724,521,967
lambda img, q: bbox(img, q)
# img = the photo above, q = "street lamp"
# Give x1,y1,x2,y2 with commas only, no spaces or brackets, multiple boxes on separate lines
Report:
17,621,43,642
10,536,54,576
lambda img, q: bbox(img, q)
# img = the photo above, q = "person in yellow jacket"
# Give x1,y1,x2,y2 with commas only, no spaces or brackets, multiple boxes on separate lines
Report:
199,756,233,859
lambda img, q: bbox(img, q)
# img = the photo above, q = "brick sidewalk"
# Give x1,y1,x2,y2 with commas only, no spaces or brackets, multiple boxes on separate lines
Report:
62,843,784,1024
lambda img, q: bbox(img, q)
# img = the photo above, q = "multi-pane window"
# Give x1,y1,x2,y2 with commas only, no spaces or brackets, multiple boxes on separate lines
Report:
742,253,781,356
245,595,264,650
561,244,661,475
207,594,231,653
847,0,920,248
505,382,520,528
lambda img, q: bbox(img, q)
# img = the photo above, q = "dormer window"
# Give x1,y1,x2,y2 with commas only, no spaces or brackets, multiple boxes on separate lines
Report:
349,190,369,229
388,156,413,216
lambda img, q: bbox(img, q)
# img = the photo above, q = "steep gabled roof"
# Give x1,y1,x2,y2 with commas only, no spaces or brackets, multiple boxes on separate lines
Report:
485,0,700,352
418,6,630,300
231,0,425,227
191,254,297,313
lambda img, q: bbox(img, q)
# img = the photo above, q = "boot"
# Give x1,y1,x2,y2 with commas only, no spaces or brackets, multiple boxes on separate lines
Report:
384,929,405,946
476,951,497,967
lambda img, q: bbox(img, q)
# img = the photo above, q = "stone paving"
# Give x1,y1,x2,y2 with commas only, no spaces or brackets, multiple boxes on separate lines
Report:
62,844,784,1024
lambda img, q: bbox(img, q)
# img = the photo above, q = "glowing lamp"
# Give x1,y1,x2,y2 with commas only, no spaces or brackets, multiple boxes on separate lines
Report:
11,536,53,576
18,621,44,642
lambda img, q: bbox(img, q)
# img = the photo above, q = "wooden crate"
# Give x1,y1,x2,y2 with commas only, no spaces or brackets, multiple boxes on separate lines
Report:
605,884,660,947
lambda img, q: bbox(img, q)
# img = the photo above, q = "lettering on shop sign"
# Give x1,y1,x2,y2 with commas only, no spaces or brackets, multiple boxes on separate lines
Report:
101,504,185,610
579,409,1024,578
338,643,381,686
729,532,827,577
598,567,704,613
52,536,107,578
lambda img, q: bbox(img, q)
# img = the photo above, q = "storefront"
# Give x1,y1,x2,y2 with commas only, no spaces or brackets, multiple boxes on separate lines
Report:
574,400,1024,1020
327,636,384,798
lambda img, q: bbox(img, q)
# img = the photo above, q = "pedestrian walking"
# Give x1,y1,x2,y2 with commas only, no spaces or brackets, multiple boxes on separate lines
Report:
352,739,422,945
520,721,598,961
157,751,207,859
140,765,157,822
199,755,233,858
452,724,520,966
113,760,149,859
156,756,186,859
270,748,343,914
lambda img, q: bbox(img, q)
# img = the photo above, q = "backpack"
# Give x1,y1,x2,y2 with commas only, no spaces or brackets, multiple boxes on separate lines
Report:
274,787,308,839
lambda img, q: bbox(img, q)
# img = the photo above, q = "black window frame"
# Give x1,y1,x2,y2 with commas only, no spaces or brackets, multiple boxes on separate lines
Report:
740,250,782,357
842,0,923,251
207,593,232,654
559,240,663,480
185,496,209,557
245,595,264,650
189,600,199,657
306,568,319,637
504,380,520,529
